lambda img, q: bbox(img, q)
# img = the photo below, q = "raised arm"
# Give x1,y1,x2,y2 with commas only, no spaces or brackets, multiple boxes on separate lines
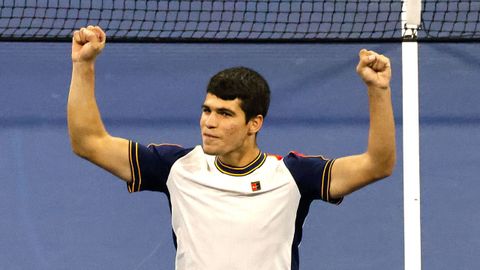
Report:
68,26,131,182
329,49,396,199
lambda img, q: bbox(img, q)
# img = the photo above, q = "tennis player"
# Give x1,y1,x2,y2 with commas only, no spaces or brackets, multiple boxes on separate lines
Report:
68,26,396,270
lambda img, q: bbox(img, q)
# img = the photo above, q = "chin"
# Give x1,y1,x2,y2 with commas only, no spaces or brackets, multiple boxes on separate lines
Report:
202,144,221,156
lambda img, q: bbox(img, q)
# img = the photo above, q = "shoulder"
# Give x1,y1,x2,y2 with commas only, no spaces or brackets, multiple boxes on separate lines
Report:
144,143,196,159
264,151,333,183
264,151,331,171
280,151,338,202
146,143,190,154
282,151,333,184
283,151,331,170
131,142,198,168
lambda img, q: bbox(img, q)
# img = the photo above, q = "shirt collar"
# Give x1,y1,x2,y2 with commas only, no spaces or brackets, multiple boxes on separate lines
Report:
215,152,266,176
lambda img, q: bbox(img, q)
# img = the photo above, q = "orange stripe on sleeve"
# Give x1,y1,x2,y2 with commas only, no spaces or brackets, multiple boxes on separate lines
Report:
128,141,136,192
135,142,142,192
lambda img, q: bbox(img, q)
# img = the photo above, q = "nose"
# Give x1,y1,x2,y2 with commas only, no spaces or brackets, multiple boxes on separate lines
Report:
204,112,218,128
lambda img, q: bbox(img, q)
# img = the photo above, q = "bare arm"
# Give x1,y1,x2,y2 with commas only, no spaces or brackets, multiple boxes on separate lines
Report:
329,49,396,199
68,26,131,182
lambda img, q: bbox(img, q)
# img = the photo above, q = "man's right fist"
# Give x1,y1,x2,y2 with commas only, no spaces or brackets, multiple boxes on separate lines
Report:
72,26,106,63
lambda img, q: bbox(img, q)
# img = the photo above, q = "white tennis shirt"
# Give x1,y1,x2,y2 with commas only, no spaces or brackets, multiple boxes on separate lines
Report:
128,142,342,270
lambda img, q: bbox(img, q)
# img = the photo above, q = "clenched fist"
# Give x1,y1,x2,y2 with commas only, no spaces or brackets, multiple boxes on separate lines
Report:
356,49,391,90
71,25,106,63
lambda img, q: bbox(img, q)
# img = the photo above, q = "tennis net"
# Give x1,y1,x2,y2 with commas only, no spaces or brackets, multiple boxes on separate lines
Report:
0,0,478,42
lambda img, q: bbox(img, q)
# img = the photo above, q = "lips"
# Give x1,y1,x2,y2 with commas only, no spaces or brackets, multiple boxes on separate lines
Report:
202,133,219,139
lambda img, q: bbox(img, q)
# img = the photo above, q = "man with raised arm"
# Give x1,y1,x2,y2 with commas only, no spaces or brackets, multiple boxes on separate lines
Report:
68,25,396,270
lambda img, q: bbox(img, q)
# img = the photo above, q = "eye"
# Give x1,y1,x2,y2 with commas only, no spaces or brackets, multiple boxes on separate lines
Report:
202,106,211,113
218,110,233,117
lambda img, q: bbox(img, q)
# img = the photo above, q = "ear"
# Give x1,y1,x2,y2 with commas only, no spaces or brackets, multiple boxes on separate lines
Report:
247,115,264,135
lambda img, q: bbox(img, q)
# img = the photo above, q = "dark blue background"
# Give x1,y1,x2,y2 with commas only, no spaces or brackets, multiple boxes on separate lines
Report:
0,41,478,270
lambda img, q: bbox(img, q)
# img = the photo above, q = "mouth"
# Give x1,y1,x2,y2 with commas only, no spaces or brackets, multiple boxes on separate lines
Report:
202,133,219,140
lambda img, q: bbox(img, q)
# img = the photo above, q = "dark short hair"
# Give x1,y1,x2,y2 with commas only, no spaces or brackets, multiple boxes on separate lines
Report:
206,66,270,122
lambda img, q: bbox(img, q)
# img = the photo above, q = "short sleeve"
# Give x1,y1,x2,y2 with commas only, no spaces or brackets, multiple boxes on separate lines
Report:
283,151,343,205
128,141,192,193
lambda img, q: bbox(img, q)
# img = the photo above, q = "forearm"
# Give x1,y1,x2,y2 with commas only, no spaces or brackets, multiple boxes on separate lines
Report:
365,85,396,177
67,61,109,157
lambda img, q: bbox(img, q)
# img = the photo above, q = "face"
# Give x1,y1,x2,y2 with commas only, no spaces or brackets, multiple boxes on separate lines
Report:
200,93,260,157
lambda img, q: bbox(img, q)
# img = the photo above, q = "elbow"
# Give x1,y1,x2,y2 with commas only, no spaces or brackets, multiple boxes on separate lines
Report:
70,139,89,159
375,152,396,180
68,128,108,160
366,149,396,181
69,136,96,160
379,163,395,180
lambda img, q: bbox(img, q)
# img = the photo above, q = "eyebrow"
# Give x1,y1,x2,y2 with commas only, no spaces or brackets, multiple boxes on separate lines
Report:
202,104,236,115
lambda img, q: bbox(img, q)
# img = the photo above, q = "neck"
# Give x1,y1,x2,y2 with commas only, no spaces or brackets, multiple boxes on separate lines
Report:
217,146,261,168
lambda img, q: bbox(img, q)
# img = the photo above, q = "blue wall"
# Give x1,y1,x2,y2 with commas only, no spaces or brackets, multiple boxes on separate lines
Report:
0,41,478,270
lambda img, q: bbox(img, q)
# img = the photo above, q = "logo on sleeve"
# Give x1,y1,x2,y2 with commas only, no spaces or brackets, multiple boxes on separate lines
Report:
251,181,261,191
